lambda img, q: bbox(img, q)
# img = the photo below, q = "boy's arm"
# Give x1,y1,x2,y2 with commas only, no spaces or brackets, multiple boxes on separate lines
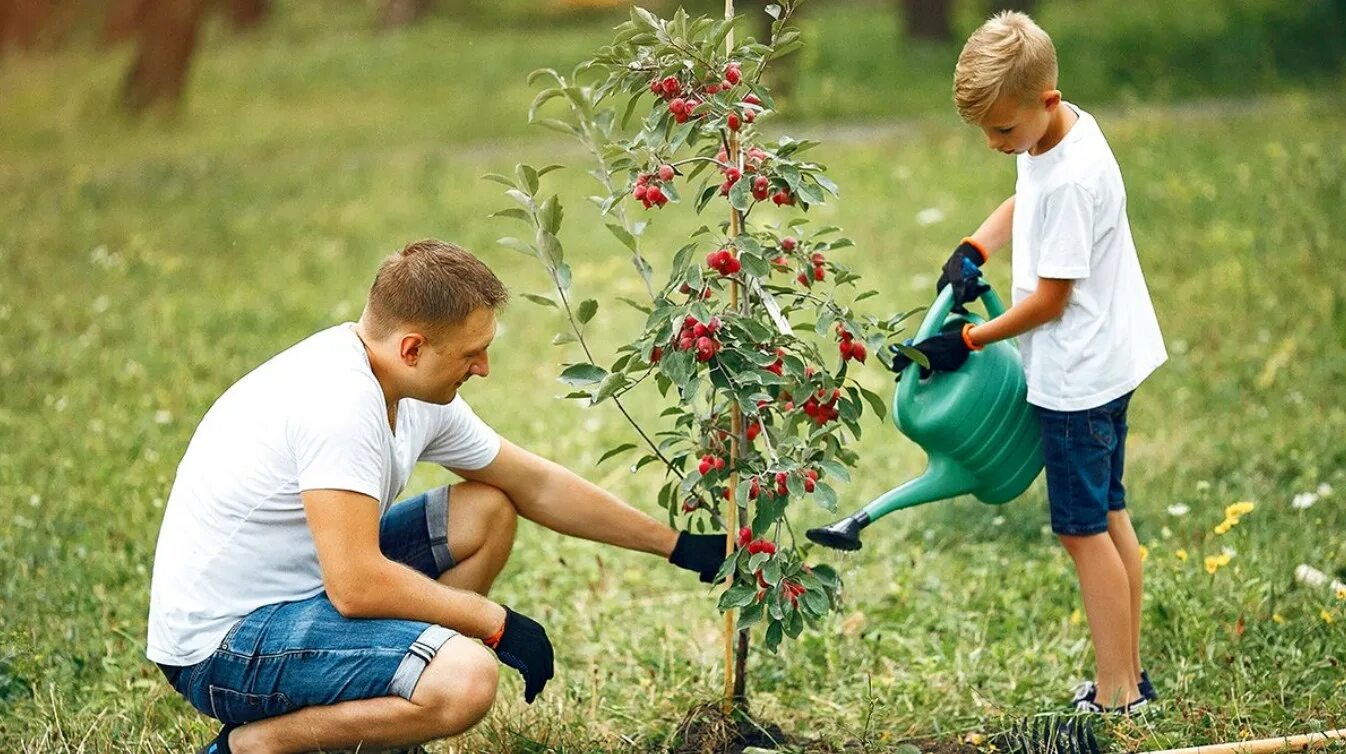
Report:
968,195,1015,259
966,277,1072,346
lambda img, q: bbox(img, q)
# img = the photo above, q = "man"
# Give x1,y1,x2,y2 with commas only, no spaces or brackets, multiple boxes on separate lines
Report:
147,239,727,754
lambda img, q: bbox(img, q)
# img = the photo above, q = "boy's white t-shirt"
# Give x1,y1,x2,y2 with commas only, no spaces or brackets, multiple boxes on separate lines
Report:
146,324,500,666
1011,103,1167,411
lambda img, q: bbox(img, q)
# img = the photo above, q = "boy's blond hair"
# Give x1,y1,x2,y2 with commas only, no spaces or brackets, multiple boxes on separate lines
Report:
953,11,1058,123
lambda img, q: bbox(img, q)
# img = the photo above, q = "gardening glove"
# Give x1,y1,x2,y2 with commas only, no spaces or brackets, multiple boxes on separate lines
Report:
935,239,991,312
668,531,728,584
485,606,554,704
886,325,979,379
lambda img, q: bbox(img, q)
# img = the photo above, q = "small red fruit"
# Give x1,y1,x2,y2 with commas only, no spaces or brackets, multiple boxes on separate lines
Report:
851,342,868,363
738,526,752,547
725,64,741,85
804,478,816,492
796,272,809,286
661,76,679,96
746,422,761,442
781,236,797,251
714,456,725,471
633,184,647,201
645,185,665,205
705,82,721,95
772,190,791,206
743,93,762,106
727,113,741,131
743,110,756,124
658,164,675,181
650,346,664,362
698,455,713,475
813,265,826,281
811,251,826,265
839,339,854,359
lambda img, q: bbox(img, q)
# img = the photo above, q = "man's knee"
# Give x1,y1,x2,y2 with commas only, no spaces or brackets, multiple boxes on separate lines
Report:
456,481,518,537
411,636,499,732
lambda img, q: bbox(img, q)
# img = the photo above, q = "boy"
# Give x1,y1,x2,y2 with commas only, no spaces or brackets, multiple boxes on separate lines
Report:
889,12,1166,713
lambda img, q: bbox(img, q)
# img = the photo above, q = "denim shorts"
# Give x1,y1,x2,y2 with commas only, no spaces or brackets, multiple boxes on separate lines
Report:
1034,392,1134,537
164,486,461,725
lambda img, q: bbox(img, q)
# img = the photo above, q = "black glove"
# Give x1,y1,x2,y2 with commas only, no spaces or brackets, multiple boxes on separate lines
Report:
935,240,990,312
669,531,728,584
887,329,974,379
489,606,554,704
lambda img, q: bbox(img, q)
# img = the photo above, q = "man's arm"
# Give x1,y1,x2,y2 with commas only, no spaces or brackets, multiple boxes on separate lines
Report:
967,276,1073,346
303,489,505,636
454,439,679,558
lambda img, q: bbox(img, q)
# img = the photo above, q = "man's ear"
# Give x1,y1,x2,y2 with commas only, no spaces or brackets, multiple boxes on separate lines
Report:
1041,89,1062,111
398,333,428,366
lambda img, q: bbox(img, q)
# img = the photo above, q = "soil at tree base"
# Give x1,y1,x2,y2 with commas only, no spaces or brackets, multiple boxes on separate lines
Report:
666,701,980,754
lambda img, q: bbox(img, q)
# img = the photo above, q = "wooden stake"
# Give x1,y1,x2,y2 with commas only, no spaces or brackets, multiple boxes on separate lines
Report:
721,0,740,717
1146,728,1346,754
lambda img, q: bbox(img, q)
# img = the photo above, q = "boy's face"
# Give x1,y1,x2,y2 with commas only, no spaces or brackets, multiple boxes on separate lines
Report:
975,90,1062,156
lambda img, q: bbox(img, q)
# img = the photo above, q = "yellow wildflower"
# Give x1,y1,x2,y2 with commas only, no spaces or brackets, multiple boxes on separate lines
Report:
966,733,986,746
1205,553,1232,574
1138,544,1149,562
1226,501,1255,517
1176,549,1189,561
1214,519,1235,535
1322,609,1334,624
1070,608,1082,625
1273,613,1285,624
1336,586,1346,601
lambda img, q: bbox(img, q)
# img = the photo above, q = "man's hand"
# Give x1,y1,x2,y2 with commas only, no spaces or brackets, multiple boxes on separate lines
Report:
887,325,979,379
935,239,990,311
668,531,728,583
486,606,554,703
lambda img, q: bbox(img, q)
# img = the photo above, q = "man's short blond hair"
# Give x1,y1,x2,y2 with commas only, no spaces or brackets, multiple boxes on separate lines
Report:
363,239,509,340
953,11,1058,123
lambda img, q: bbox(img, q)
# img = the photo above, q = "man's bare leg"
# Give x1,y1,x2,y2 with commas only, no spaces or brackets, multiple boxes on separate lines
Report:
227,636,498,754
437,481,518,595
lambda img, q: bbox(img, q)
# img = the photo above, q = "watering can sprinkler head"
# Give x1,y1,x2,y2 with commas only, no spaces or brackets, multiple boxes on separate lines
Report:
805,511,870,551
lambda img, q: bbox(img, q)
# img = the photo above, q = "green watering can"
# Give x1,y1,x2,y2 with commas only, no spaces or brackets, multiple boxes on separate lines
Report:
805,283,1044,551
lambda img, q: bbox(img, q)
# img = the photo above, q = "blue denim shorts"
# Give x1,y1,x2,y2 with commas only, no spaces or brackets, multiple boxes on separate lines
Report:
1034,392,1134,537
165,486,461,725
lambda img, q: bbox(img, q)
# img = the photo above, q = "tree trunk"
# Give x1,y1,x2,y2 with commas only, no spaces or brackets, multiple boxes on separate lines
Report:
103,0,152,45
988,0,1036,15
899,0,952,42
376,0,433,30
1,0,54,53
121,0,211,113
224,0,268,31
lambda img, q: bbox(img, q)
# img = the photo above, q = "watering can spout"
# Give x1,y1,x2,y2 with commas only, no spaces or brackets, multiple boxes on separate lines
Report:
806,458,976,551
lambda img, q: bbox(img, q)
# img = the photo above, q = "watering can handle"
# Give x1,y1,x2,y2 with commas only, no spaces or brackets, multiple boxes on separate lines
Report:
915,283,1008,341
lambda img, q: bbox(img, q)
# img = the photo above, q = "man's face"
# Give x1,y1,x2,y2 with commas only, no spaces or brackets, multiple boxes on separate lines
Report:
975,92,1057,156
408,308,496,404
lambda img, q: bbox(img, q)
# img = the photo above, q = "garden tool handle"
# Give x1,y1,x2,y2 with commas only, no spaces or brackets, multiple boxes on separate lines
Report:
1143,727,1346,754
916,283,1007,342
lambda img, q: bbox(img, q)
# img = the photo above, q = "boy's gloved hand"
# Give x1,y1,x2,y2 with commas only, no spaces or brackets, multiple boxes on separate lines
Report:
887,325,979,379
668,531,727,583
485,606,554,703
936,239,990,311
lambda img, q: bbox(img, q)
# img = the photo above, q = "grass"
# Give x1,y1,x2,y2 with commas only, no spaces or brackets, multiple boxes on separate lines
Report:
2,4,1346,752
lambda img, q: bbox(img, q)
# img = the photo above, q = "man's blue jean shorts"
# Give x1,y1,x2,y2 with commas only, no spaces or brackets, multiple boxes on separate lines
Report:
1033,391,1134,537
162,486,461,725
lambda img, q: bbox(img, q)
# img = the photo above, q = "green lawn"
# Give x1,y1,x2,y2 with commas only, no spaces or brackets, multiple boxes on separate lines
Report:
2,5,1345,753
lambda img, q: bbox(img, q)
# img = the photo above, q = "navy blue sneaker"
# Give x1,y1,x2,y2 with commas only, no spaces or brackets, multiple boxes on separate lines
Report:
1069,681,1149,715
1138,669,1158,702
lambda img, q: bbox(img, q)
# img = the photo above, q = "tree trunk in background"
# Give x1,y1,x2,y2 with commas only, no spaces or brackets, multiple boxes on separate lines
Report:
987,0,1036,15
121,0,210,113
103,0,152,45
376,0,433,29
225,0,269,31
0,0,54,53
900,0,952,42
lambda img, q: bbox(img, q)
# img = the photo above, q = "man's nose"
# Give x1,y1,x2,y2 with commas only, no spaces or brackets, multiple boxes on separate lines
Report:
471,354,490,379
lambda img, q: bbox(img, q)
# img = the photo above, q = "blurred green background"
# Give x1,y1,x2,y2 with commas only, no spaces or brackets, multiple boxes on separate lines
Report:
2,0,1345,752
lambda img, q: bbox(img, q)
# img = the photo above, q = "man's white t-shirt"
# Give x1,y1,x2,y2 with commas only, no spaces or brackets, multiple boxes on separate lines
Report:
146,324,500,666
1011,103,1167,411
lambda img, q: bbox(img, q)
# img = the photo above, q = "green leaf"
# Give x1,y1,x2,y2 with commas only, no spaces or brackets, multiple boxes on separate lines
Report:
534,118,579,136
505,189,535,212
620,93,644,130
538,231,564,267
728,176,753,212
539,195,563,235
496,237,535,256
557,363,607,386
551,332,577,346
737,600,765,628
482,173,516,189
536,164,565,178
817,459,851,483
606,223,637,252
528,89,564,123
859,386,888,419
555,262,572,292
490,208,532,224
813,482,838,512
521,293,557,308
597,443,638,465
764,620,783,652
527,67,564,87
764,3,781,19
719,584,758,611
577,299,598,325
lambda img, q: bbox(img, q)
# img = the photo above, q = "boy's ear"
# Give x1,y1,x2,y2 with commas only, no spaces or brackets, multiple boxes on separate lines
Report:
1041,89,1062,110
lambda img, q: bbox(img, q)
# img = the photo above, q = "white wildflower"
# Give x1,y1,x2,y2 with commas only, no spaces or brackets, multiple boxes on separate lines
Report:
915,207,945,227
1167,503,1190,517
1292,492,1318,510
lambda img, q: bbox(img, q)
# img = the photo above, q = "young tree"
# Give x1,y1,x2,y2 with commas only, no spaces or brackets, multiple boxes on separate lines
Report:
487,1,915,710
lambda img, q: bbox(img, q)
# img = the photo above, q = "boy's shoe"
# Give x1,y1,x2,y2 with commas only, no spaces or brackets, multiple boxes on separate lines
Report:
196,725,236,754
1138,669,1158,702
1070,682,1149,715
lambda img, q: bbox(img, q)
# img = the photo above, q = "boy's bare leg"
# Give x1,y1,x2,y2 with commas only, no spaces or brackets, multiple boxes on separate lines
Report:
1059,532,1141,708
228,636,499,754
1106,509,1144,681
438,481,519,596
